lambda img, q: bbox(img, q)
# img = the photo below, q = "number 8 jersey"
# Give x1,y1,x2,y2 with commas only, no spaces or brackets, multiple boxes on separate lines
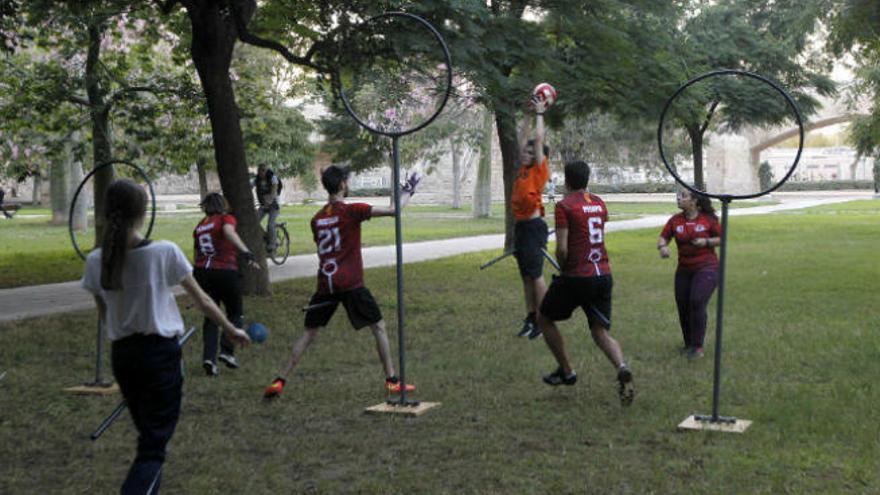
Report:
311,201,373,294
554,192,611,277
193,214,239,271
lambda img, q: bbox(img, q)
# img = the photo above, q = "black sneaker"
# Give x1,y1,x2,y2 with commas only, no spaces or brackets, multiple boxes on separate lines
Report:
203,360,219,377
527,323,543,340
617,365,634,406
218,353,240,369
542,367,577,386
517,317,535,337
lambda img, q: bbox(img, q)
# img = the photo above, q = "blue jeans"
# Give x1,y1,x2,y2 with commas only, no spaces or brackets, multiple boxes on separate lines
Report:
258,203,279,248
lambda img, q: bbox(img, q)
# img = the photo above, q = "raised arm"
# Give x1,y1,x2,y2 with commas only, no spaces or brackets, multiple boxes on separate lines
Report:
371,171,422,217
533,99,547,165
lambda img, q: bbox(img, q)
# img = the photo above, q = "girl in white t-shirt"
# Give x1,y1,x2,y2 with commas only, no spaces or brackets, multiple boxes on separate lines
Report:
81,179,249,494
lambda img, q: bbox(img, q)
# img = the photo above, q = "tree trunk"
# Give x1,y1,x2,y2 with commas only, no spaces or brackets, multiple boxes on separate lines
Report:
495,111,520,249
687,124,705,191
70,158,88,231
50,144,71,225
187,0,269,295
86,22,114,245
873,158,880,194
451,139,462,209
31,174,42,205
472,110,493,219
196,155,209,200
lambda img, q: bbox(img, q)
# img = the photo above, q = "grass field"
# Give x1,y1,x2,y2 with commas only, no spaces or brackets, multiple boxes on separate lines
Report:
0,200,877,493
0,199,773,289
0,203,507,288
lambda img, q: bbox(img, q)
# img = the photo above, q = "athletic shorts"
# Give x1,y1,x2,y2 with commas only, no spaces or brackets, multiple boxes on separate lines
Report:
514,217,548,278
304,287,382,330
540,275,613,330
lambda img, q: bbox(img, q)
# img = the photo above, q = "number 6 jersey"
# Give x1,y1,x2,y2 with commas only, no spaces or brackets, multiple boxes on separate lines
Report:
554,191,611,278
311,201,373,294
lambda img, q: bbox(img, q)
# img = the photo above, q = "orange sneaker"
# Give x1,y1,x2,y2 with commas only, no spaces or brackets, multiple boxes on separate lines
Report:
385,378,415,394
263,378,285,399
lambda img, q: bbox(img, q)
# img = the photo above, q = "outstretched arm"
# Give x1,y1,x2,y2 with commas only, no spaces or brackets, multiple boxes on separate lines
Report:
371,191,413,217
222,224,260,269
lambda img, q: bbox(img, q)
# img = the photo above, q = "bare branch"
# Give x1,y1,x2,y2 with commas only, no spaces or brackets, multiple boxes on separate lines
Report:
229,1,329,73
67,95,90,107
699,99,720,135
104,85,180,111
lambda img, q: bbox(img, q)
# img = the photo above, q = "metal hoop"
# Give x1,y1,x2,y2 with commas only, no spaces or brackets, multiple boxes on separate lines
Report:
68,159,157,261
336,11,453,138
657,69,805,201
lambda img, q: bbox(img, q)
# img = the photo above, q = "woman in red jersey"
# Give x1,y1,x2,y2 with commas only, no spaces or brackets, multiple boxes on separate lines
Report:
193,192,257,375
657,189,721,359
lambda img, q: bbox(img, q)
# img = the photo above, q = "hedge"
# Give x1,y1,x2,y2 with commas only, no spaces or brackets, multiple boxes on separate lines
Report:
776,180,873,191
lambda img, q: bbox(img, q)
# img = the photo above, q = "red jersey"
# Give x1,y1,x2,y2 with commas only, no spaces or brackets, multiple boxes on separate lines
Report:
193,214,239,271
660,212,721,271
554,191,611,277
311,201,372,294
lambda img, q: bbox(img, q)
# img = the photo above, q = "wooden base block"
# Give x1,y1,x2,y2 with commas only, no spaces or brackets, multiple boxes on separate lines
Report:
678,414,752,433
365,401,441,417
63,383,119,395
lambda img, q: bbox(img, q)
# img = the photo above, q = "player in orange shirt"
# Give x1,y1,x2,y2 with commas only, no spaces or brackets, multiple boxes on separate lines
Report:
511,96,550,339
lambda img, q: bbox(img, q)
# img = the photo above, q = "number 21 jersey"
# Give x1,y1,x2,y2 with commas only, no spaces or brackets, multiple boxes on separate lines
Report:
554,192,611,278
311,201,372,294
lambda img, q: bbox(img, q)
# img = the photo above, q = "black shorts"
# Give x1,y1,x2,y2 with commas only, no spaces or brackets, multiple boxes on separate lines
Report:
514,217,548,278
540,275,613,330
303,287,382,330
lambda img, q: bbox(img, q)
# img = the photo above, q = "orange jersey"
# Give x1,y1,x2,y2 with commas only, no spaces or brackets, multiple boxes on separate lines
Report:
511,157,549,221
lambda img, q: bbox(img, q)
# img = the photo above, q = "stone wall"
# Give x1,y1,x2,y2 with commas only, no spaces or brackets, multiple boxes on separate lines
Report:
134,122,522,206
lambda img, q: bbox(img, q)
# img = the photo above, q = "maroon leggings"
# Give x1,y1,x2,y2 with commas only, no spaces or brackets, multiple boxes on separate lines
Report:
674,266,718,348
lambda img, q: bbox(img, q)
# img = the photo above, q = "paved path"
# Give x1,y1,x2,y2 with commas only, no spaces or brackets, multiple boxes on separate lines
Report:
0,193,871,323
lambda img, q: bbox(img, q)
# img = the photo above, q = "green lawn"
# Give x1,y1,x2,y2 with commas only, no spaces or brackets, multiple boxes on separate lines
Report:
0,203,507,288
0,201,877,493
0,199,774,289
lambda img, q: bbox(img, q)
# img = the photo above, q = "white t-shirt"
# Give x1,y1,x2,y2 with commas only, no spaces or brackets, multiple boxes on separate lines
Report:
81,240,192,342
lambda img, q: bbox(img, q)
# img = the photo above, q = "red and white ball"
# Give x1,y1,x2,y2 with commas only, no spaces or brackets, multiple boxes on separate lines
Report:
532,83,557,107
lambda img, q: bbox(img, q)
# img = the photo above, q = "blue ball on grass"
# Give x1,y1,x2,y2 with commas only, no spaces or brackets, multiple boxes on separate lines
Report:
247,323,269,343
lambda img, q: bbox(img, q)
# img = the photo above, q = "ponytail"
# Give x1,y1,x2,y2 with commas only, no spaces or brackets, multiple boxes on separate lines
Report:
100,179,147,290
694,193,717,219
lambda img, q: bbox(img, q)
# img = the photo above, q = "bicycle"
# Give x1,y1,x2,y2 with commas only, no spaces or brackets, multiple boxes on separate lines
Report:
264,220,290,265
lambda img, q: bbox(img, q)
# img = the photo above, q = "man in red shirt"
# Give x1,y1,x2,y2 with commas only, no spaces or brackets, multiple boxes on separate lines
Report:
537,161,634,406
264,165,421,398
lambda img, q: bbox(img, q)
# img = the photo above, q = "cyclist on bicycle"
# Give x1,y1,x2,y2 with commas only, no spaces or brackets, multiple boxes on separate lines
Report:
252,163,280,251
